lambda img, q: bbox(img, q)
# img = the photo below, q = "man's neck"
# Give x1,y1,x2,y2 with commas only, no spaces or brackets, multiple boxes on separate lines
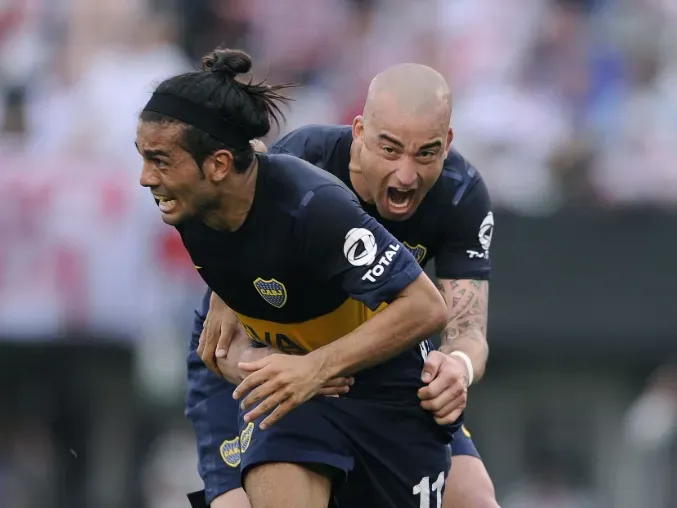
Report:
204,157,259,231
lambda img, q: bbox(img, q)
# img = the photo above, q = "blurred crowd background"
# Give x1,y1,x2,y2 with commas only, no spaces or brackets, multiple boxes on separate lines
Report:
1,0,676,507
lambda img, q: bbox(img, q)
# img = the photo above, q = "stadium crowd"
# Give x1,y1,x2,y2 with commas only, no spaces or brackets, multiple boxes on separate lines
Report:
2,0,677,212
1,1,676,508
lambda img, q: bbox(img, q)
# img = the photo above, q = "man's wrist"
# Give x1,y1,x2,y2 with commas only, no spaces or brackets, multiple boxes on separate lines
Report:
449,351,474,386
306,347,335,381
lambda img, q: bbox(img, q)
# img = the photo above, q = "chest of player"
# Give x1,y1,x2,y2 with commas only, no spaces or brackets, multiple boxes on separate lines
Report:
178,222,348,324
360,201,441,270
383,221,440,270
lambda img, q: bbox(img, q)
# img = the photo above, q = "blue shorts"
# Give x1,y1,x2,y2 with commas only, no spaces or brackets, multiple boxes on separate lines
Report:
185,290,475,507
451,425,481,459
185,292,242,505
237,394,451,508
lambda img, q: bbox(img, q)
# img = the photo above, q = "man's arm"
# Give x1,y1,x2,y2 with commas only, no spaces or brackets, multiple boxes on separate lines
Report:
436,279,489,382
432,171,493,385
417,169,493,424
417,278,489,425
309,272,447,379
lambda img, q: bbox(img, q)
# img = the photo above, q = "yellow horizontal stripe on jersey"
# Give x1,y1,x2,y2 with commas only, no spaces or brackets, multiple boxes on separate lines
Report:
233,298,388,353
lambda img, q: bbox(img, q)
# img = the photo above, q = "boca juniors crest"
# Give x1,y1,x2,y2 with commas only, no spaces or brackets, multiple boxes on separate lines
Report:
253,278,288,308
219,437,241,468
403,242,428,264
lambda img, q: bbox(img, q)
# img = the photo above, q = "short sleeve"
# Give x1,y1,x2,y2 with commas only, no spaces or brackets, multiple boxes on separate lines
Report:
297,184,423,310
434,177,494,280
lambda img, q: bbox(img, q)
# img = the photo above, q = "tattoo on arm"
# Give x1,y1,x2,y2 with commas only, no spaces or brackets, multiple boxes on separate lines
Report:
436,279,489,352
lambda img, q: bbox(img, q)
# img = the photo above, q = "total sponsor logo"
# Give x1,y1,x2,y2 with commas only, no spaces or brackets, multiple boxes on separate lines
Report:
361,243,401,282
467,212,494,260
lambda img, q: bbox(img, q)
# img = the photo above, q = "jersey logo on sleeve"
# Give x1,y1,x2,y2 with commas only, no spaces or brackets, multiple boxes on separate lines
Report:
403,242,428,264
219,437,241,468
361,243,401,282
479,212,494,251
253,278,288,308
343,228,378,266
468,212,494,260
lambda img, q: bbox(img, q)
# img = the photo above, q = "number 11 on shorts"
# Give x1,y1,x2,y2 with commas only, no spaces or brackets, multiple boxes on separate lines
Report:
413,471,444,508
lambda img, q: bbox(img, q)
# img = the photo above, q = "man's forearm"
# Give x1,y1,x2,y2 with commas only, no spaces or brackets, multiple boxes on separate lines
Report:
308,274,447,379
440,326,488,381
436,279,489,382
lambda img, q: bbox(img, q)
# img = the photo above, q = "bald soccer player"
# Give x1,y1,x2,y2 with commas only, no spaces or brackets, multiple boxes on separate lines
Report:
187,64,498,508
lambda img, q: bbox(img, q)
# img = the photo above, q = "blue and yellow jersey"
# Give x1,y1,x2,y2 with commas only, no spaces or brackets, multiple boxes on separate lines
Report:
178,153,422,355
186,127,493,401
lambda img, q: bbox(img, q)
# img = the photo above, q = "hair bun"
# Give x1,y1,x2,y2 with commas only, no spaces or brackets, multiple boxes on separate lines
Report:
201,48,252,78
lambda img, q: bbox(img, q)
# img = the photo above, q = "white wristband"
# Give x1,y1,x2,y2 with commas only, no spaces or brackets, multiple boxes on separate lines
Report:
450,351,474,387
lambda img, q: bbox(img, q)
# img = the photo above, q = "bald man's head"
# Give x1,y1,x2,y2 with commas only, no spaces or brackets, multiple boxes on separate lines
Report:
363,63,452,128
350,63,454,221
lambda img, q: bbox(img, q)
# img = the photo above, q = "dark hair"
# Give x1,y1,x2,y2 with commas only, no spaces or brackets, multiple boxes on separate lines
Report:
140,48,293,172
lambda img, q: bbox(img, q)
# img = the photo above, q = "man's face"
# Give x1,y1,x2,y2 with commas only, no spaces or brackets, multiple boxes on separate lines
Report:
352,104,452,221
136,121,219,226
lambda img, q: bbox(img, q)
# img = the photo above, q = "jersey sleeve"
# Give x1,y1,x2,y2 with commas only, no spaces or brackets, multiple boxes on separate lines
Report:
297,184,423,310
434,177,494,280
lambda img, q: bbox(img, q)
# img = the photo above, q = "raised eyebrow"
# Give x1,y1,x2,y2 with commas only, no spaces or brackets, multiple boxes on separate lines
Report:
378,133,405,148
418,141,443,152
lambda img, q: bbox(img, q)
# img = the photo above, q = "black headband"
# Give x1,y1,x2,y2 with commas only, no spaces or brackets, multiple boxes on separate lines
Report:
142,93,250,149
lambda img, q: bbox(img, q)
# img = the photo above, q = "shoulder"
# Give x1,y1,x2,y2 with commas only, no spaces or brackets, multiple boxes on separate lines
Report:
269,124,352,170
260,153,356,213
427,150,494,279
438,148,484,203
271,124,351,153
433,147,487,208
